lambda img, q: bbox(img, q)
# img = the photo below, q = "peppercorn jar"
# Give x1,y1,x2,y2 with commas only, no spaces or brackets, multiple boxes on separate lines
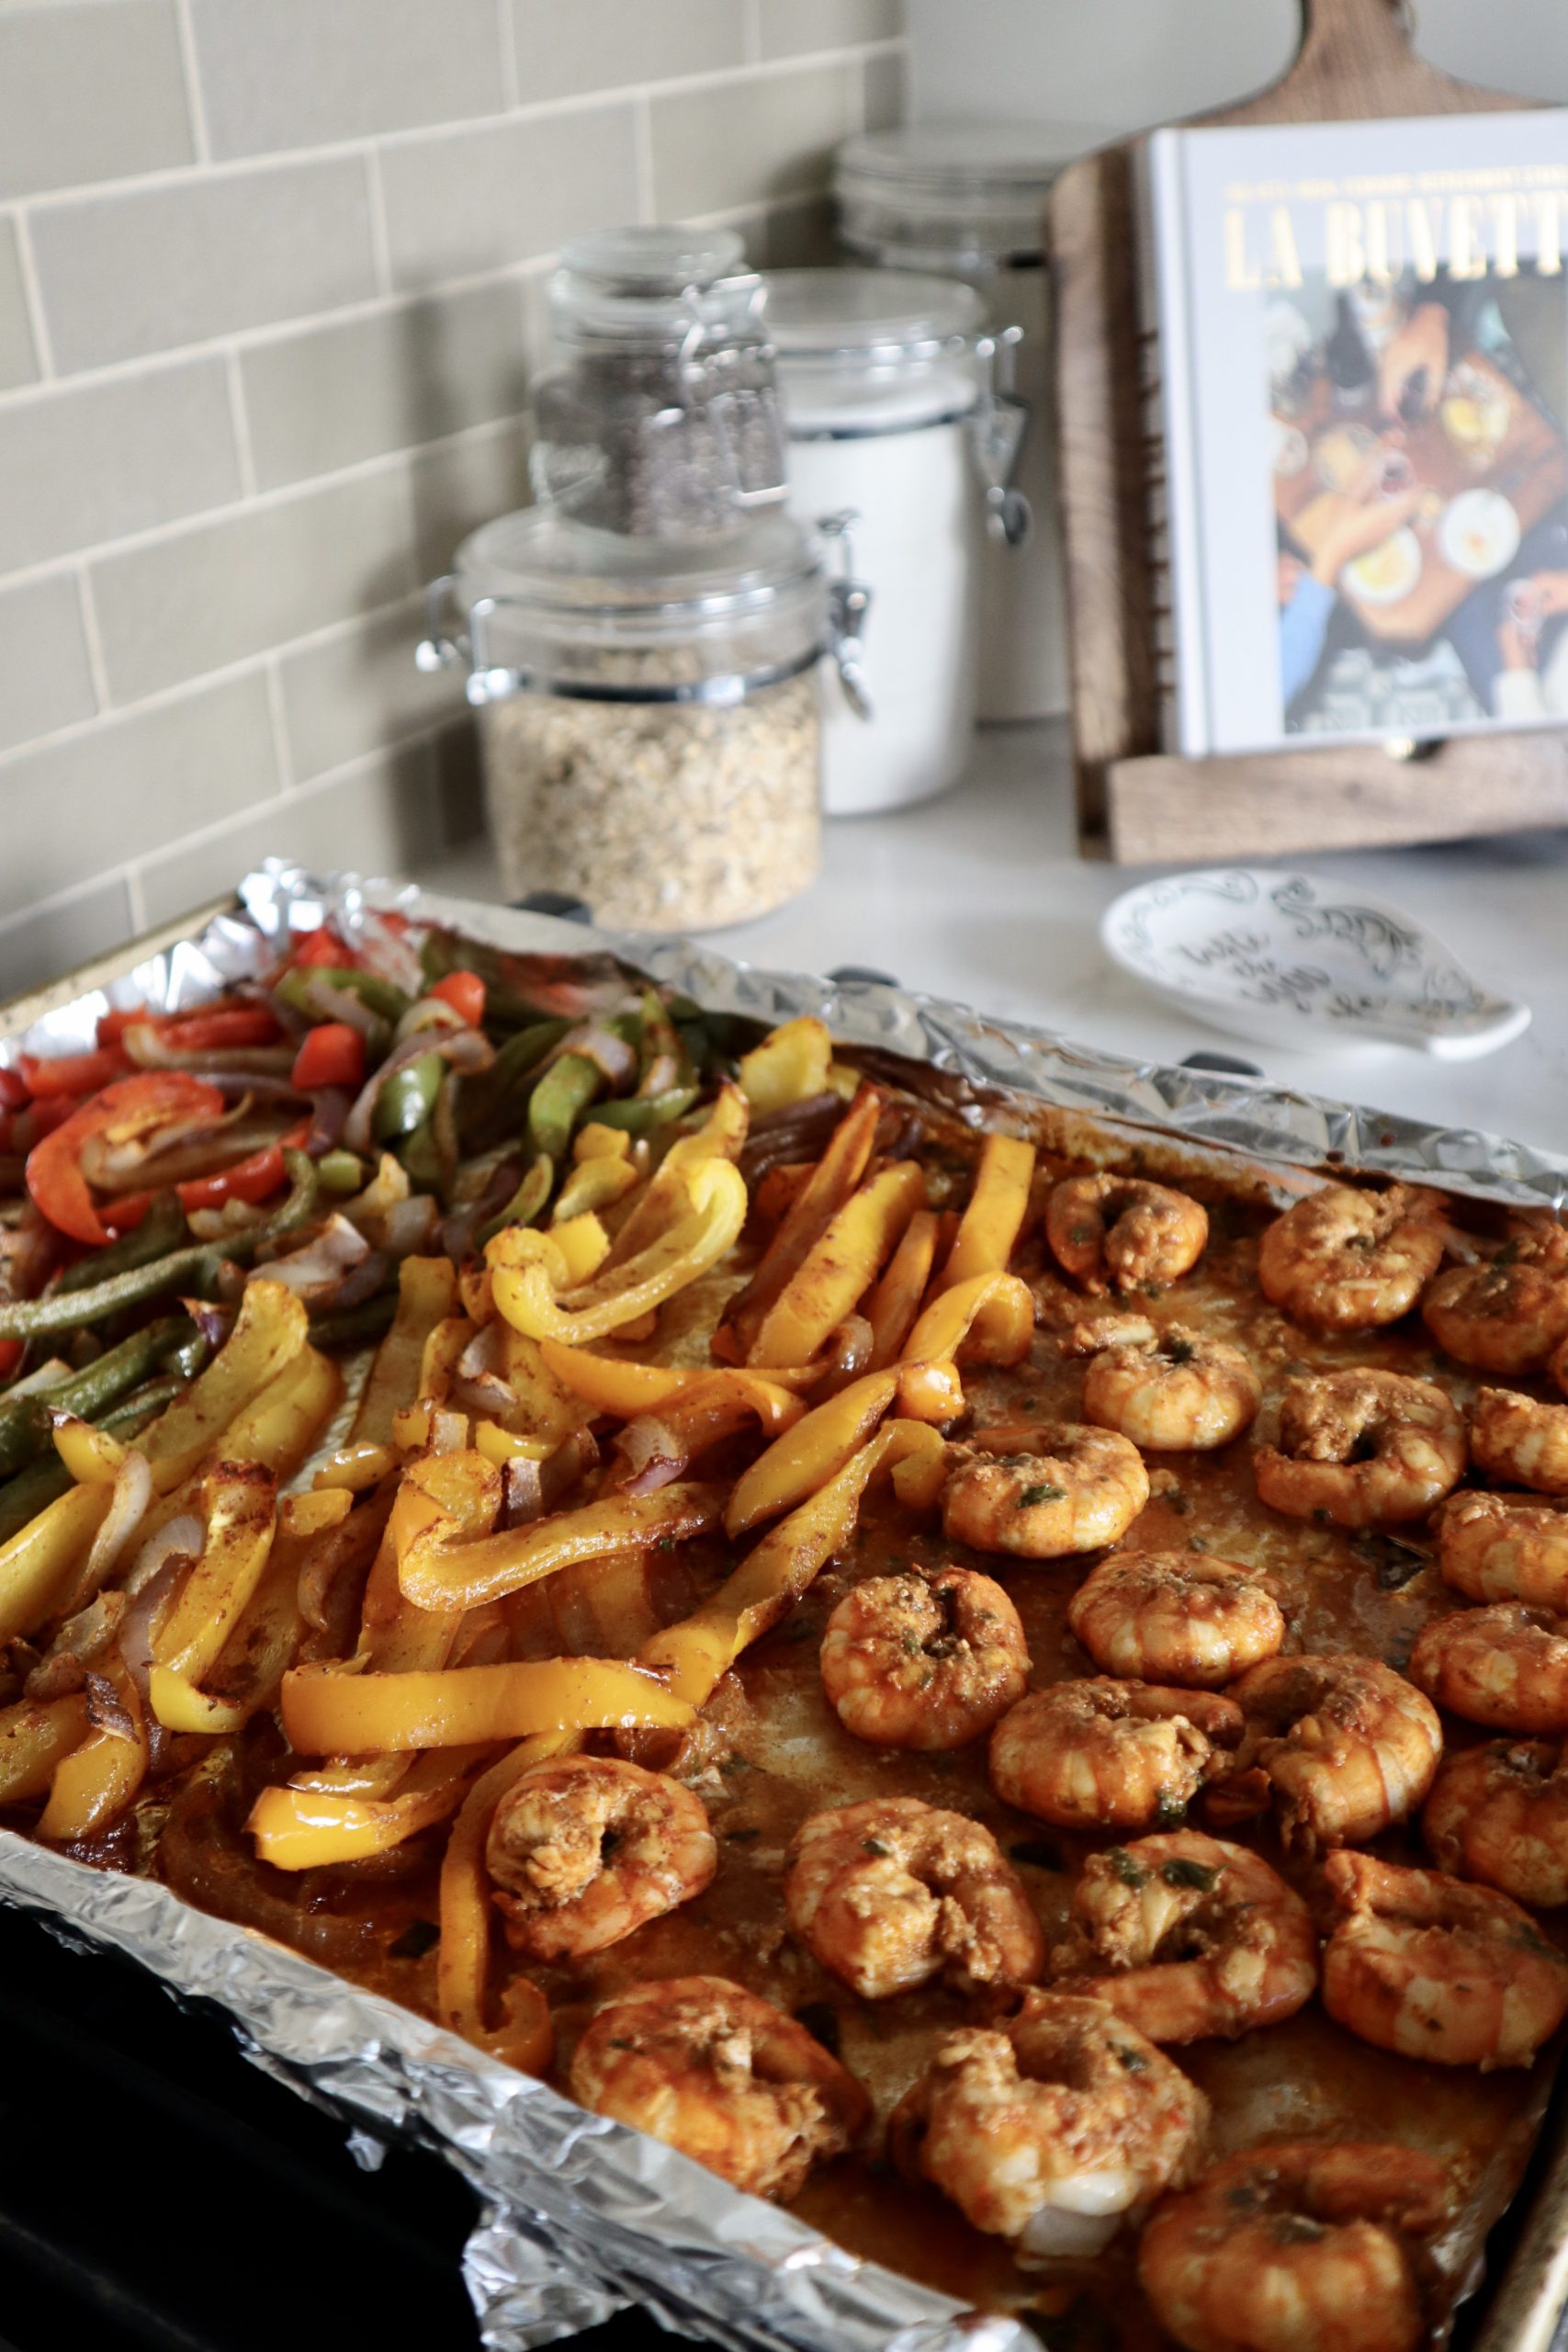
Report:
530,226,787,538
420,510,827,933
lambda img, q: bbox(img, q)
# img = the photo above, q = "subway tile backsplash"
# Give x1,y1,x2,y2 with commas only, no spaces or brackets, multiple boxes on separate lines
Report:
0,0,904,997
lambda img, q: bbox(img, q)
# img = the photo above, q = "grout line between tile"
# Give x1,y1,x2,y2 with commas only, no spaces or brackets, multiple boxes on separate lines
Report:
0,861,141,949
173,0,213,167
263,656,296,796
9,213,54,381
73,566,111,714
363,149,394,298
0,413,522,598
223,348,257,498
496,0,520,109
2,41,910,221
0,586,430,774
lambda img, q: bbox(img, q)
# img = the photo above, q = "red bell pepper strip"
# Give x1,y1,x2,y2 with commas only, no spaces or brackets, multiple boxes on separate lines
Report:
288,928,359,970
290,1023,365,1093
26,1074,225,1247
96,1005,149,1047
0,1069,28,1113
154,1005,282,1053
16,1046,132,1098
430,970,486,1028
175,1145,288,1215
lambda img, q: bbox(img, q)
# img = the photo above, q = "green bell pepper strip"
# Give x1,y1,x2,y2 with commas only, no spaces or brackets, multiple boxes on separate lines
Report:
527,1053,601,1160
587,1085,699,1135
418,933,557,1032
56,1191,188,1296
0,1242,239,1340
276,966,409,1028
309,1291,399,1349
372,1053,443,1145
244,1148,319,1251
0,1316,201,1481
457,1021,573,1150
398,1111,444,1199
315,1148,365,1196
476,1155,554,1251
0,1375,190,1544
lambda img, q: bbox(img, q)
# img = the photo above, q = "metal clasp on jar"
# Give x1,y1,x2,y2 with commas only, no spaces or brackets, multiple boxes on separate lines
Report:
415,583,518,705
973,327,1032,547
816,512,874,722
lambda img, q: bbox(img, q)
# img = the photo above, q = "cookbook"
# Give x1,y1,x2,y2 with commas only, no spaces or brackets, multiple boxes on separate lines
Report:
1146,108,1568,756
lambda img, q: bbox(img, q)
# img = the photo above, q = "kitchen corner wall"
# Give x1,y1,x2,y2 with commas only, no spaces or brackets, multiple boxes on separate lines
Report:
0,0,907,996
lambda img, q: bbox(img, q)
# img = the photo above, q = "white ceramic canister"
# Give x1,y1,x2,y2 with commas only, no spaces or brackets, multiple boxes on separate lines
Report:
765,268,988,817
835,120,1100,723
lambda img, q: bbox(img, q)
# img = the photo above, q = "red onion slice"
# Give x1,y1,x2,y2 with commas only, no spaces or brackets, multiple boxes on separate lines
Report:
342,1027,494,1156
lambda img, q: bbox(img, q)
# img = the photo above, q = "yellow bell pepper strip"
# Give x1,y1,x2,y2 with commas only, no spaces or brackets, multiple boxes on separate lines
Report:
419,1315,478,1406
537,1340,805,1431
644,1419,945,1708
311,1441,399,1493
50,1412,129,1486
738,1016,833,1114
489,1159,747,1348
248,1745,486,1871
361,1447,501,1647
723,1365,953,1537
140,1344,343,1545
864,1208,941,1371
716,1081,881,1361
491,1328,591,1448
0,1692,91,1804
348,1255,458,1448
746,1161,926,1369
282,1654,694,1754
604,1081,748,1268
609,1383,800,1493
575,1122,632,1163
173,1487,351,1736
547,1212,612,1285
903,1267,1036,1370
553,1152,638,1225
152,1460,278,1682
399,1480,724,1613
38,1656,147,1839
136,1278,309,1492
0,1482,113,1643
390,1399,469,1454
938,1134,1037,1291
472,1423,555,1466
438,1731,570,2075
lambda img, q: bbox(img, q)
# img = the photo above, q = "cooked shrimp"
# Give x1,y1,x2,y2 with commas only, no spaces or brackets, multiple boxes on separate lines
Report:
988,1680,1243,1834
1076,1318,1261,1452
818,1567,1028,1751
941,1425,1149,1559
1138,2141,1454,2352
1424,1224,1568,1373
1051,1829,1318,2043
485,1756,716,1961
1258,1182,1443,1331
1045,1175,1208,1295
1437,1489,1568,1607
1066,1552,1285,1689
1223,1655,1442,1849
1425,1739,1568,1907
1470,1385,1568,1496
784,1797,1043,1999
1323,1849,1568,2068
569,1974,868,2201
1410,1600,1568,1733
1253,1369,1465,1528
890,1992,1209,2260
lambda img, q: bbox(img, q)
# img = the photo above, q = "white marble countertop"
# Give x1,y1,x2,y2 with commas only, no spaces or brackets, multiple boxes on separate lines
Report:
420,718,1568,1156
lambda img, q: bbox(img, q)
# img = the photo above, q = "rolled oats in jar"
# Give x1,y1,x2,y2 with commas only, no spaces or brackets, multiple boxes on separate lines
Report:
423,510,825,933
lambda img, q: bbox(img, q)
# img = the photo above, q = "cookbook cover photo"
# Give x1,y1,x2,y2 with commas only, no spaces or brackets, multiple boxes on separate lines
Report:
1149,109,1568,757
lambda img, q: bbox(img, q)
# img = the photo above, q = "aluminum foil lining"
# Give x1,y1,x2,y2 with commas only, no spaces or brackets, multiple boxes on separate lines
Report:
0,854,1561,2352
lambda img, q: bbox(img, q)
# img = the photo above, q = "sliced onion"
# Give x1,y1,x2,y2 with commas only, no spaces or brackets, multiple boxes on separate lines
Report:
342,1027,494,1156
25,1592,127,1699
84,1109,293,1193
739,1092,845,1185
5,1356,73,1399
393,997,466,1045
299,1086,351,1158
122,1026,297,1077
820,1314,874,1389
256,1213,372,1305
541,1426,599,1512
440,1155,523,1261
451,1321,515,1417
120,1545,195,1774
374,1193,441,1259
613,1416,685,1496
297,971,385,1042
125,1514,202,1600
61,1449,152,1616
564,1023,637,1089
179,1296,235,1351
501,1456,544,1528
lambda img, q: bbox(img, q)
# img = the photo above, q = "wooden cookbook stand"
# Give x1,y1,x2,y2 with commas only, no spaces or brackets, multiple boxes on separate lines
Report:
1050,0,1568,862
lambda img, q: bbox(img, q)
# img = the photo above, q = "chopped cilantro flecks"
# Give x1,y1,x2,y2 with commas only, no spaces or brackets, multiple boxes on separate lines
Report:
1116,2045,1149,2073
1108,1849,1147,1889
1165,1336,1196,1364
1160,1859,1219,1893
863,1837,890,1858
1018,1482,1066,1508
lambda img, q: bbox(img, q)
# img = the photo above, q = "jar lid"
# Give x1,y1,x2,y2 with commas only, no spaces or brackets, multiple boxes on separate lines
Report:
450,507,823,674
763,267,985,362
836,119,1100,264
550,224,764,345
